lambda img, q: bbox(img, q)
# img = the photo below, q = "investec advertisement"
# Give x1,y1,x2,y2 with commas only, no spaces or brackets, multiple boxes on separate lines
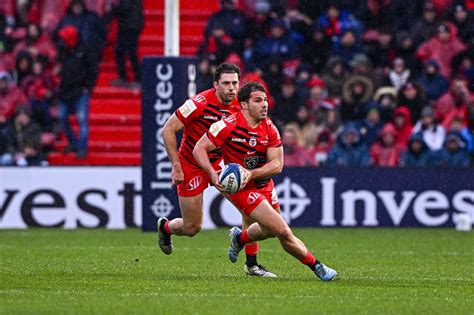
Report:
141,57,198,231
0,167,473,229
0,167,141,229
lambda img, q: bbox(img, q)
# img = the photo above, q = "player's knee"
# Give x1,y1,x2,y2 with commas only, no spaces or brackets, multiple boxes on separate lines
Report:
275,226,292,240
184,224,201,237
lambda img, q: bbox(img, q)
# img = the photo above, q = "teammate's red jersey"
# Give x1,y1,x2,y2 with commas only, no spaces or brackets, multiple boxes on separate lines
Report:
207,111,281,188
175,89,240,167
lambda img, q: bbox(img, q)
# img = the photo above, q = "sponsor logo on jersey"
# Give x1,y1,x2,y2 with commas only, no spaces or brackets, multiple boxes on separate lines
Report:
231,138,246,143
247,192,261,204
210,120,226,136
203,115,218,121
185,175,203,191
178,99,197,118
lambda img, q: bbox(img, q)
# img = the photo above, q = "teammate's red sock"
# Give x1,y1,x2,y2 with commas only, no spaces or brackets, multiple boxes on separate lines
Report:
239,229,252,245
300,251,318,269
245,243,259,267
164,221,172,235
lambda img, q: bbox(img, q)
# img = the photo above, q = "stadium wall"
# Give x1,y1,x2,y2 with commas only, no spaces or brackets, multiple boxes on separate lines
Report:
1,167,472,229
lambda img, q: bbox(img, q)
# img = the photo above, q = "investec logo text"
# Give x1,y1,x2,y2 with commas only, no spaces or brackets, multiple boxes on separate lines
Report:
319,178,474,227
150,63,196,217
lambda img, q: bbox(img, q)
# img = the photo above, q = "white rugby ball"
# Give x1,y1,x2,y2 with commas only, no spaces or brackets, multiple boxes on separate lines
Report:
219,163,244,194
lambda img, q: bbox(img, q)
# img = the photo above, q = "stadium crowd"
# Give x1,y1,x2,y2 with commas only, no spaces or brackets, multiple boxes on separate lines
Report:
0,0,142,164
0,0,473,167
197,0,474,167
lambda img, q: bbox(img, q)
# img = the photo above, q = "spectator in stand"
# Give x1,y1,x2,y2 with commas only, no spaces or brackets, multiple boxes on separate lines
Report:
326,123,371,167
11,105,42,163
254,19,298,70
196,58,214,92
366,28,396,71
331,30,363,66
204,0,248,47
392,106,413,149
322,56,348,104
261,57,283,98
412,106,446,151
56,25,99,160
317,4,363,44
106,0,143,88
305,76,334,123
400,133,433,167
434,131,471,167
370,123,404,167
272,78,305,129
453,53,474,88
357,104,383,146
397,82,427,123
340,73,374,122
302,126,334,166
384,58,412,91
22,58,58,132
0,112,14,165
418,60,449,102
372,86,397,123
450,116,474,152
12,23,57,63
410,2,440,47
416,23,467,79
436,77,473,129
301,24,331,74
199,24,235,65
0,71,28,120
57,0,106,61
14,51,33,86
395,31,420,76
281,123,307,166
449,3,474,46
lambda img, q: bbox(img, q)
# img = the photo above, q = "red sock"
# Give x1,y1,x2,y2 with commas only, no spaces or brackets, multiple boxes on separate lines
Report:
239,229,252,244
300,251,317,269
244,242,259,256
164,221,172,235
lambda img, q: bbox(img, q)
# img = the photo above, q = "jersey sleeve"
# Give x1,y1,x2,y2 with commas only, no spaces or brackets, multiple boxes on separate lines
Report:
175,94,207,124
267,119,281,148
207,120,231,148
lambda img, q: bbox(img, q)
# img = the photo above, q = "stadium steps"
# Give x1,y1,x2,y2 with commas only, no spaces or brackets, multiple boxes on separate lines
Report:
48,0,218,165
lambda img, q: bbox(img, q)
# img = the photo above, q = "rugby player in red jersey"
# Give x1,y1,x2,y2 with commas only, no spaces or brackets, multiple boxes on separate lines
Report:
159,64,276,277
193,82,338,281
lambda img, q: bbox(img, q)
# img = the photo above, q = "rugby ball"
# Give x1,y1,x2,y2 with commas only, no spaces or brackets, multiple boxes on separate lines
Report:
219,163,244,194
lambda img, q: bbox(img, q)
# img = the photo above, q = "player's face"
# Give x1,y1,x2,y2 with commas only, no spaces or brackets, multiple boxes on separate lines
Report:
246,91,268,121
214,73,239,104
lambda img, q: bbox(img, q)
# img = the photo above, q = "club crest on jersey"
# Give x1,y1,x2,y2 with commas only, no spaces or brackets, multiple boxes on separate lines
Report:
247,192,261,204
249,137,257,147
244,156,259,169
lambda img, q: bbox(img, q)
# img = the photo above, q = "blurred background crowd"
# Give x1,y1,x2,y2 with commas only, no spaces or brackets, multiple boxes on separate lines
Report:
197,0,474,168
0,0,473,167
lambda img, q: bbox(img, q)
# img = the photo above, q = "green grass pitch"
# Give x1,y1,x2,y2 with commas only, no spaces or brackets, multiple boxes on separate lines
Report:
0,228,472,314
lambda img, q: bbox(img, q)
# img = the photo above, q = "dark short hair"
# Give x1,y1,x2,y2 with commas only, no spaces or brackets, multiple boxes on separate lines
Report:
237,81,266,103
214,63,241,82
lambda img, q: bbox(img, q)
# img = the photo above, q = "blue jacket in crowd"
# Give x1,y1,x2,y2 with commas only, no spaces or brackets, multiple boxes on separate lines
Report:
433,132,471,167
400,133,433,167
326,124,371,167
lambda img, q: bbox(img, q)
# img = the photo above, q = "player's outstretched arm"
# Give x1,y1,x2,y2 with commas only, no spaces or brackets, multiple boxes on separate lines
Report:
162,114,185,185
242,147,283,188
193,134,223,191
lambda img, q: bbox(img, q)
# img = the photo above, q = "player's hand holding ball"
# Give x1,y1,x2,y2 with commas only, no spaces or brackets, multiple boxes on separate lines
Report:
218,163,247,194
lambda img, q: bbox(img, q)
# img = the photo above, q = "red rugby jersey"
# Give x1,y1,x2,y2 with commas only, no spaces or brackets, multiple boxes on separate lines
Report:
207,111,281,188
175,89,240,166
